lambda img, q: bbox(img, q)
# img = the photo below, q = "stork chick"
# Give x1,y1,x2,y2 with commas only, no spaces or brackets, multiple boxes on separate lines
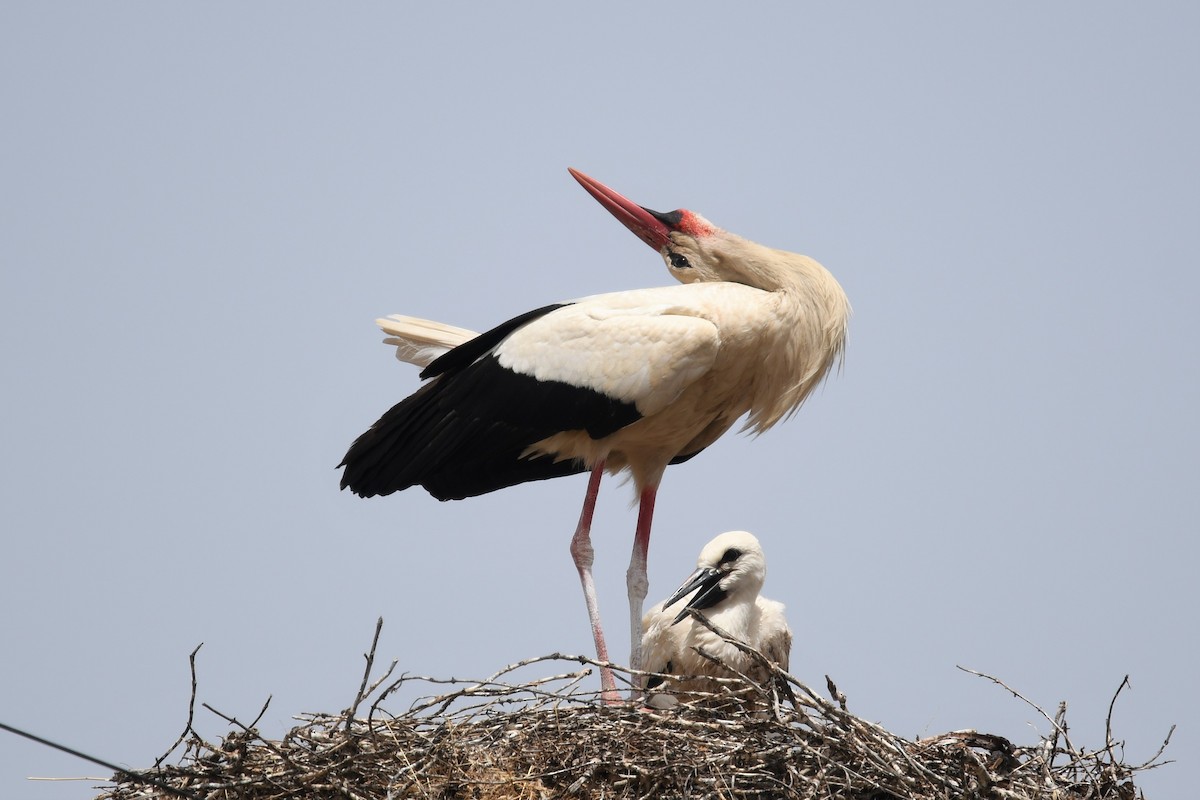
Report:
641,531,791,707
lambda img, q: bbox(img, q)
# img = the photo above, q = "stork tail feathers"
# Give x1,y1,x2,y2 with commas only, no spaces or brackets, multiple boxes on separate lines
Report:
377,315,478,369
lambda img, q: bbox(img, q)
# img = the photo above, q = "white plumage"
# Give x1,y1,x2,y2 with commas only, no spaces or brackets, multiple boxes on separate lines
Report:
340,169,847,701
641,531,791,707
378,315,476,369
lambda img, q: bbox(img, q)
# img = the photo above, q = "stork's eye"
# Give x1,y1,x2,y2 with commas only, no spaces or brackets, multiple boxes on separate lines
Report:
669,252,691,270
718,548,742,565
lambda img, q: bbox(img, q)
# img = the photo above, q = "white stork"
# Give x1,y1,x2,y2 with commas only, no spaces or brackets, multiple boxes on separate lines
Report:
640,530,791,707
339,169,848,700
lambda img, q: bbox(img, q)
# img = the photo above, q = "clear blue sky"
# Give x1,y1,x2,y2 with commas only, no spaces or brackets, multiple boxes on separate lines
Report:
2,4,1196,798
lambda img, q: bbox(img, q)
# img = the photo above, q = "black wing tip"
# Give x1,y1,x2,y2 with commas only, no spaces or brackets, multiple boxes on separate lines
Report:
339,458,404,498
339,480,398,499
338,453,400,498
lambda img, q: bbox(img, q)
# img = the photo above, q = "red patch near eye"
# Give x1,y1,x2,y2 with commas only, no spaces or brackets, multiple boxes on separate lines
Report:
677,210,717,238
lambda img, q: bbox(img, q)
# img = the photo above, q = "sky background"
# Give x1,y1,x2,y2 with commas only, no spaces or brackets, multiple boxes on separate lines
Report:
2,3,1196,798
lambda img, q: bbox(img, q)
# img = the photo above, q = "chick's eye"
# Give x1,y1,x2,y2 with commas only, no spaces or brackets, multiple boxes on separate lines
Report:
718,548,742,565
669,252,691,270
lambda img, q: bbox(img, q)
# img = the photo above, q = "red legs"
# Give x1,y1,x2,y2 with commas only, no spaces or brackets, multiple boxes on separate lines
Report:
569,467,660,704
625,483,658,690
569,461,621,704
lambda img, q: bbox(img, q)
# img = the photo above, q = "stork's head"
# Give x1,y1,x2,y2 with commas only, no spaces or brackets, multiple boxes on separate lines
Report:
569,167,744,286
660,530,767,625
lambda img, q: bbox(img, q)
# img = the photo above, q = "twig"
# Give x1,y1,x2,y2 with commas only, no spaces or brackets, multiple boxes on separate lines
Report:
154,642,205,767
201,696,280,759
346,616,385,732
1134,723,1176,771
1103,674,1130,770
0,721,201,800
957,665,1073,753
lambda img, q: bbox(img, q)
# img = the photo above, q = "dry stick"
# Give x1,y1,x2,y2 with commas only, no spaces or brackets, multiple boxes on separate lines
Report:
1103,674,1130,774
201,697,282,760
1133,723,1177,771
360,660,400,719
368,651,613,719
1039,701,1067,791
957,664,1075,754
346,616,385,731
1095,675,1132,794
1100,676,1177,774
369,671,598,749
1046,701,1067,775
154,642,204,768
0,721,201,800
368,671,414,719
477,651,628,688
398,657,624,719
247,695,273,730
404,669,596,720
825,675,848,711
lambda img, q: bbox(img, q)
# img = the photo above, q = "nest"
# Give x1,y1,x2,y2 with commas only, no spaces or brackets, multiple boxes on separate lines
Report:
94,620,1170,800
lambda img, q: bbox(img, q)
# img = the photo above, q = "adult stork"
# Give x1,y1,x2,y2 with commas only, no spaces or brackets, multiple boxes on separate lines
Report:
641,530,791,707
339,169,848,700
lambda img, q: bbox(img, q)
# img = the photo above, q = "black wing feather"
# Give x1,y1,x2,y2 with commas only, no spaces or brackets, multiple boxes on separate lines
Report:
340,305,642,500
420,303,569,379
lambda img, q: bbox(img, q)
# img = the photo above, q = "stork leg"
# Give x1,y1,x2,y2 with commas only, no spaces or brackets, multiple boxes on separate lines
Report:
569,461,620,704
626,484,658,687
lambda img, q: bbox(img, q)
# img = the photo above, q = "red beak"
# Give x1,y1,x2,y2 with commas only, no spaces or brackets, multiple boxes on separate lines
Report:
568,168,672,251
